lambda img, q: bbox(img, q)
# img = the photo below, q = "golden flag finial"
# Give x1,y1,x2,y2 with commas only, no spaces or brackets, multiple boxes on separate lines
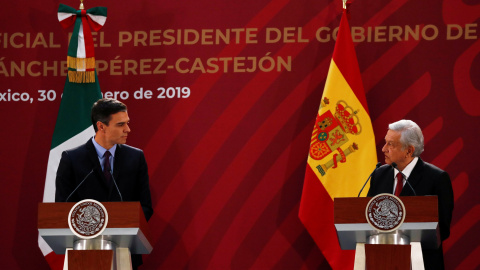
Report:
79,0,84,10
342,0,347,10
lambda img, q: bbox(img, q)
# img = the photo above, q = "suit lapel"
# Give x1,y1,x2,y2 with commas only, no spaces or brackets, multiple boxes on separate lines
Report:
113,144,122,181
385,168,395,194
86,139,111,190
377,166,395,194
108,144,123,200
400,158,424,196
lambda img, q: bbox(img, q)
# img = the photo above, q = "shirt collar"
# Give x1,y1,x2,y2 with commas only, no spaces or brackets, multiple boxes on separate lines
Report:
394,157,418,179
92,137,117,158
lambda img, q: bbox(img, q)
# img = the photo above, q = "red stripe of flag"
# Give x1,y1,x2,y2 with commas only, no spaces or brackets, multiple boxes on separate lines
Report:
333,10,368,114
299,7,371,269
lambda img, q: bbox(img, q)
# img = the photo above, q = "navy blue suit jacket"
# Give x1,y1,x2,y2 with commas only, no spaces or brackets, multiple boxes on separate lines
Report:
55,138,153,220
54,139,154,268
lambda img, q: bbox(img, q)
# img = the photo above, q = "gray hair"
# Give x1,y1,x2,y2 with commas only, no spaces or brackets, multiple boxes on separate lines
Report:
388,119,424,157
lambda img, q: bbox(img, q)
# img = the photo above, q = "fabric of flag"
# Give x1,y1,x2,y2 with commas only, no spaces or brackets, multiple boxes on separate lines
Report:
38,4,105,269
58,4,107,83
298,7,377,269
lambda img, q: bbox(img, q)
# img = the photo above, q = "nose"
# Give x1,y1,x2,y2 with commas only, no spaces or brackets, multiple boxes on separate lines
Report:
125,124,131,133
382,143,387,153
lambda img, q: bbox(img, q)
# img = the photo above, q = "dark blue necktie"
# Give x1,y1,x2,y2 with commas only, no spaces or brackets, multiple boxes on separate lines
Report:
103,151,112,183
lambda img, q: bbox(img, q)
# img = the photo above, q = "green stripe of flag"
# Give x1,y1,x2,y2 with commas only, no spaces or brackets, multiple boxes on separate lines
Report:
50,73,102,149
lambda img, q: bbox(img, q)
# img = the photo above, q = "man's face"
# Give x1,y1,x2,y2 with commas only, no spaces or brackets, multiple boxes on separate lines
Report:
382,129,409,168
102,111,130,146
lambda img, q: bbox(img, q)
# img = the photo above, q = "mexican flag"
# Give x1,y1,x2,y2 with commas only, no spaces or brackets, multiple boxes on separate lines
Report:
299,6,377,269
38,4,106,269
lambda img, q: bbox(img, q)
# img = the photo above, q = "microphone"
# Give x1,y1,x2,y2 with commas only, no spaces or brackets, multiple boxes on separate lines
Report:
65,168,95,202
391,162,417,196
357,162,382,197
109,170,123,202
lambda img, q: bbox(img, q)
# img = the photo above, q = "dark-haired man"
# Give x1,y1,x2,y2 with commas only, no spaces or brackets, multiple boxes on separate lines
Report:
367,119,454,270
55,98,153,269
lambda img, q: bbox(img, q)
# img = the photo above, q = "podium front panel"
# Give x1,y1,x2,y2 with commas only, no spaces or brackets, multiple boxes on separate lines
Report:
334,196,440,250
38,202,152,254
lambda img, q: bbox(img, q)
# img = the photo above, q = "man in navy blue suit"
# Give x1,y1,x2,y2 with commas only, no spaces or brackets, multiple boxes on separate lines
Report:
367,119,454,270
55,98,153,269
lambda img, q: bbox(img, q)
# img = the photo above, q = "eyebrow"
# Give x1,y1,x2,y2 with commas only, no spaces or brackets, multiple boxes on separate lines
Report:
385,140,397,146
115,120,129,125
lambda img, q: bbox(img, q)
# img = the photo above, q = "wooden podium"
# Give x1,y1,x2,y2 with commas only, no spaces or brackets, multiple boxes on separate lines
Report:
38,202,153,270
334,196,440,270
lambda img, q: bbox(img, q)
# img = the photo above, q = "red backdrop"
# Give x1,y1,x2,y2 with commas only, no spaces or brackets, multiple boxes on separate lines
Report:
1,0,479,269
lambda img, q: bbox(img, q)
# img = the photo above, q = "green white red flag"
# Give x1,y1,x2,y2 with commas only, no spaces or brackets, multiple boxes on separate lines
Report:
38,4,106,269
57,4,107,83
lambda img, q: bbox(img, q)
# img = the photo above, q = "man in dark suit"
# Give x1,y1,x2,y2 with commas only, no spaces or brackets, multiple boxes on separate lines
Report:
55,98,153,269
367,119,454,270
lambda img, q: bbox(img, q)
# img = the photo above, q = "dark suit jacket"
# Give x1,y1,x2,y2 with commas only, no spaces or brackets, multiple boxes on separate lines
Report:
367,158,454,270
55,138,154,268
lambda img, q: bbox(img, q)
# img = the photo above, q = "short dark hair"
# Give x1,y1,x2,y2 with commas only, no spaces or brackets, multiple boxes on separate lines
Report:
91,98,127,132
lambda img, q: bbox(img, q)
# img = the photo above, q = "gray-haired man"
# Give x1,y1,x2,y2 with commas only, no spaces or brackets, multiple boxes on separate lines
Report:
367,119,454,270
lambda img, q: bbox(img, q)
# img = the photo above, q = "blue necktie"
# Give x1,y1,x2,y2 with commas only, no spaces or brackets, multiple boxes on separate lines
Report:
103,151,112,183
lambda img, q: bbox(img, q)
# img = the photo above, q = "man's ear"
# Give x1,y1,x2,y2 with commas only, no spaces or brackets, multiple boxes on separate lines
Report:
96,121,104,132
407,145,415,157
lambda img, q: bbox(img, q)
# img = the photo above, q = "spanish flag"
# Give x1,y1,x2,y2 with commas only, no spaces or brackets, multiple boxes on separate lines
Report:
299,6,377,269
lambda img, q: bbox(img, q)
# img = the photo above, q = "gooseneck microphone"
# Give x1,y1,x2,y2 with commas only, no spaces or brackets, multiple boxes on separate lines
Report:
357,162,382,197
109,170,123,202
391,162,417,196
65,168,95,202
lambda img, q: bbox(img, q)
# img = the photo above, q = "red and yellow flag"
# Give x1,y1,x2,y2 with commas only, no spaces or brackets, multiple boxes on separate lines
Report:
299,7,377,269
